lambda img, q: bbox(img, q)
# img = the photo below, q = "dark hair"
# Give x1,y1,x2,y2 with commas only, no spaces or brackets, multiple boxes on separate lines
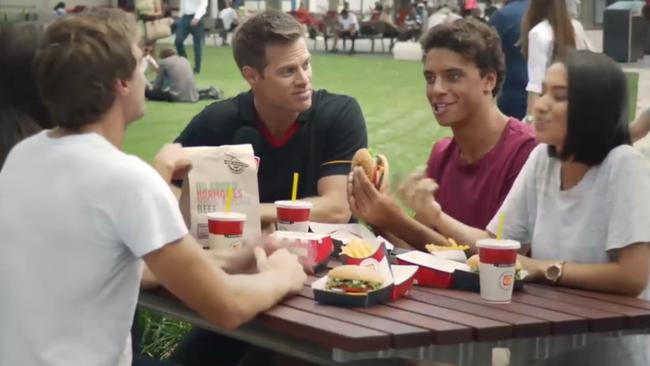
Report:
549,50,630,165
159,47,176,59
0,22,52,169
232,10,304,73
521,0,576,60
420,18,505,97
33,9,137,129
54,2,66,11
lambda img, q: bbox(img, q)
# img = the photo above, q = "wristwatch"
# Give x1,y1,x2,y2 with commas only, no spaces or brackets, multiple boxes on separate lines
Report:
545,261,566,285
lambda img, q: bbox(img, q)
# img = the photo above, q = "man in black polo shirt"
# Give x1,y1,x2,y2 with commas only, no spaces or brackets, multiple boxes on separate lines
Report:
169,10,367,366
175,10,367,228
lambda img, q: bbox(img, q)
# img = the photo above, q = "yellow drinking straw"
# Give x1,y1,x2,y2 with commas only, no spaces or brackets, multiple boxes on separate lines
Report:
225,185,234,213
291,173,299,201
496,212,506,240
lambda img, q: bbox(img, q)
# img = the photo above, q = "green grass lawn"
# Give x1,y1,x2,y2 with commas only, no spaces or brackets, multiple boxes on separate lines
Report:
124,45,448,183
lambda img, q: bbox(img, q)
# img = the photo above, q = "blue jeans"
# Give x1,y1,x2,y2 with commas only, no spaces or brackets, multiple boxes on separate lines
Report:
175,15,204,73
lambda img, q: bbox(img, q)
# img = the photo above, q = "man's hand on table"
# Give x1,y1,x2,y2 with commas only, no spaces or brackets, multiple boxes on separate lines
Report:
255,247,307,293
207,235,315,274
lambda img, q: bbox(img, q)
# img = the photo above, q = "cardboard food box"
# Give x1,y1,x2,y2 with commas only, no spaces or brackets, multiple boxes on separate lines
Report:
308,223,395,254
270,231,334,267
429,249,468,263
451,269,525,293
311,264,418,307
395,250,471,288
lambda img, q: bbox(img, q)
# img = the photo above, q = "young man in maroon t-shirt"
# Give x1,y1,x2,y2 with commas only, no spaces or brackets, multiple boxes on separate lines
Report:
348,19,536,250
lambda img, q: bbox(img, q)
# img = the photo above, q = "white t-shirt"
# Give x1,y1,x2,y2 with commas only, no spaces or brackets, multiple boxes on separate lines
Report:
218,7,238,30
427,8,462,30
487,143,650,364
339,13,359,32
0,131,188,366
526,19,592,94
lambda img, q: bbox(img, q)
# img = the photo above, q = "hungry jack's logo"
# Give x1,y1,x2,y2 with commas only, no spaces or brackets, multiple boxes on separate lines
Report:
224,154,249,174
500,271,514,289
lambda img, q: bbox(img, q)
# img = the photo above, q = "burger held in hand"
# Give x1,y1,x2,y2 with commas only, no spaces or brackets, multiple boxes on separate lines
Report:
325,265,384,294
352,148,390,192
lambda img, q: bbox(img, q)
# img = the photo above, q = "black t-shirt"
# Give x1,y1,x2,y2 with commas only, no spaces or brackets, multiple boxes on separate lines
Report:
175,89,368,203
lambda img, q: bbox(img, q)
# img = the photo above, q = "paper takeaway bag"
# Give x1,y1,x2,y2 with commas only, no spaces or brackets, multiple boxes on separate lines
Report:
179,145,261,247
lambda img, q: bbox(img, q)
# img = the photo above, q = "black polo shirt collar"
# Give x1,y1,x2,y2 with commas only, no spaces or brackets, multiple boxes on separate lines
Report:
237,90,315,126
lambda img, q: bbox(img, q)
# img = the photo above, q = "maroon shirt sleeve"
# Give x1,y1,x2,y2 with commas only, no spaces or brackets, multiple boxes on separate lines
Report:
425,138,452,180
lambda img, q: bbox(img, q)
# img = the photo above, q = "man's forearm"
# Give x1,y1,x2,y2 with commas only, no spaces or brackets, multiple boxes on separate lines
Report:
147,239,296,330
304,196,350,223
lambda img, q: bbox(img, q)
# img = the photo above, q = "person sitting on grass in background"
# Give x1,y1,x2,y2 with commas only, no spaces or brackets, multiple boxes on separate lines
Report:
0,22,53,170
348,19,536,250
145,47,223,102
331,9,359,54
0,8,306,366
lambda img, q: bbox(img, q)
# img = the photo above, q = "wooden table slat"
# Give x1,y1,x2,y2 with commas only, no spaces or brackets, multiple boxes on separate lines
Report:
551,286,650,311
408,288,551,338
422,287,588,335
525,285,650,329
299,285,474,345
510,292,625,332
387,298,513,341
262,306,391,352
283,295,431,348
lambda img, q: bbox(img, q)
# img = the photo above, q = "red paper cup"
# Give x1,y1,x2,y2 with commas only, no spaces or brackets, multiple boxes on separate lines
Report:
206,212,246,251
275,200,312,232
476,239,521,303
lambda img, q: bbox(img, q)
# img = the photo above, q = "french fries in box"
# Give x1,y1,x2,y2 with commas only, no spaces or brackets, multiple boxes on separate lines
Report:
425,238,470,263
340,238,383,260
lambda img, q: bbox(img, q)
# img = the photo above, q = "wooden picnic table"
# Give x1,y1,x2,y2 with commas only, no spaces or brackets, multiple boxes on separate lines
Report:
139,259,650,365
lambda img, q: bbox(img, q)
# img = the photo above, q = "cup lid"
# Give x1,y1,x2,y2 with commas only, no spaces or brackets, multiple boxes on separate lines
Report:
206,212,247,221
476,238,520,250
274,200,313,209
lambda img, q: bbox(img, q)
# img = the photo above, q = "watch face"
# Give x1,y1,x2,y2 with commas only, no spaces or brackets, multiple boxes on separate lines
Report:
546,264,560,281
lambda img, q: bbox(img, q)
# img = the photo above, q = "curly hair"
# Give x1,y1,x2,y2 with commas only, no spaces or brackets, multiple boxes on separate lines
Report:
420,19,505,97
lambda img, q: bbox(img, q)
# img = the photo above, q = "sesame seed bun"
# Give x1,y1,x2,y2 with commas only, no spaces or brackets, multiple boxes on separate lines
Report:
328,265,384,283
